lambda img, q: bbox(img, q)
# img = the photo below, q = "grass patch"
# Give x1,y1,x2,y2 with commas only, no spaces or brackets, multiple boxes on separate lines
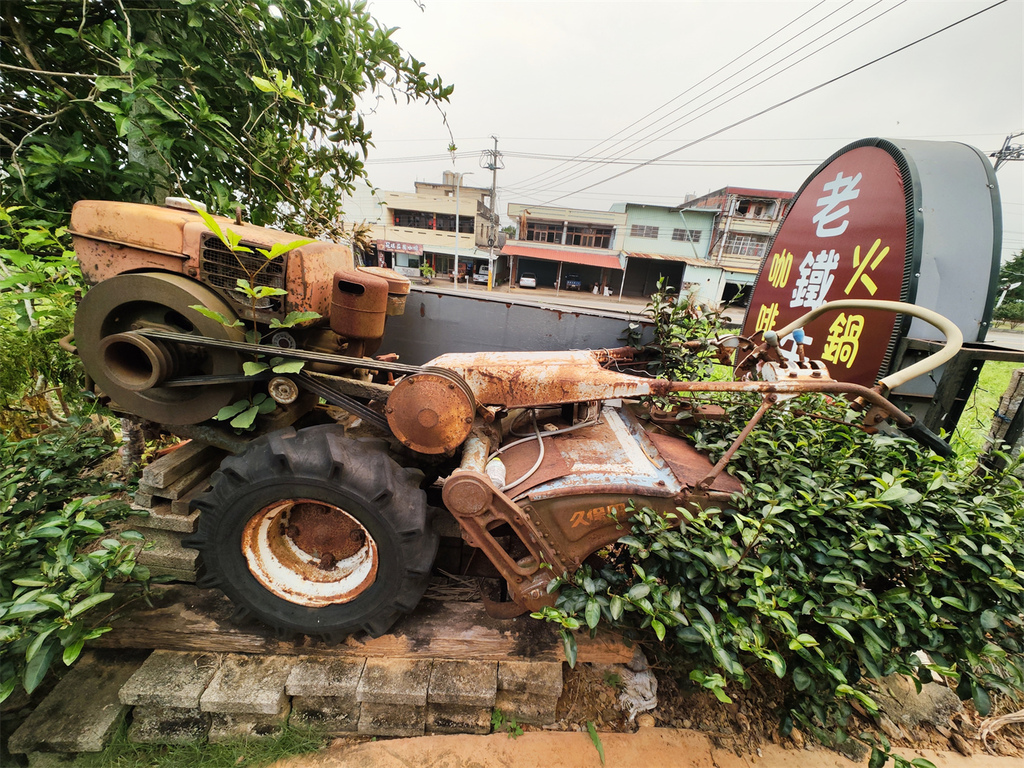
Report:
76,721,330,768
950,360,1019,456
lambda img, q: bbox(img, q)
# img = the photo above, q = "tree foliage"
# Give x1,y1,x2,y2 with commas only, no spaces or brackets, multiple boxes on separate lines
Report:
0,0,452,236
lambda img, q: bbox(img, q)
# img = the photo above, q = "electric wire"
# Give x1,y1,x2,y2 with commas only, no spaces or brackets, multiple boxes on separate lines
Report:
509,0,835,192
528,0,904,199
540,0,1010,206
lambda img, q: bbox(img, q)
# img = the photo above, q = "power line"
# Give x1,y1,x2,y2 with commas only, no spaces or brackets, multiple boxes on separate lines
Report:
508,0,836,191
528,0,905,199
541,0,1010,207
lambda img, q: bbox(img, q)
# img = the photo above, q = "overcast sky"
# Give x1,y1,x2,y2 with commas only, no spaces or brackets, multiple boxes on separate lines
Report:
358,0,1022,261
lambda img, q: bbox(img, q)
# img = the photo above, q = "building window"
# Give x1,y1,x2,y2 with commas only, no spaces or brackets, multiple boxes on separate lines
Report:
723,233,766,258
525,222,562,243
394,209,473,233
630,224,659,239
566,225,612,249
672,228,701,243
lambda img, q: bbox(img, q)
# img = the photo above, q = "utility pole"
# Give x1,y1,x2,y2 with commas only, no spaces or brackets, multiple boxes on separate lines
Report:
480,136,504,290
990,132,1024,172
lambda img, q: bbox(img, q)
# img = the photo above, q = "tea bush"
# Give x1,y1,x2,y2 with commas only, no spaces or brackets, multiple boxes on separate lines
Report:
0,419,148,701
538,395,1024,766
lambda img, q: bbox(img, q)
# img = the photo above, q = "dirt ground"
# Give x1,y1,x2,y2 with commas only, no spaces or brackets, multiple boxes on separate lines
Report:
269,662,1024,768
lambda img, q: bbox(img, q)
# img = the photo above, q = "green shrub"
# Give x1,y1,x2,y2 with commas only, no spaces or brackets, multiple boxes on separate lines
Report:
0,205,84,403
537,395,1024,764
993,300,1024,330
0,418,148,702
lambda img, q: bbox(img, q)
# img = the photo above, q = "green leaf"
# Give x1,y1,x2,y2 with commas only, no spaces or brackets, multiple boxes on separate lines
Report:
651,618,666,641
585,598,601,630
243,361,270,376
561,629,577,668
230,405,260,430
828,623,855,644
609,595,624,621
23,641,57,694
869,747,888,768
587,721,606,766
972,682,992,717
68,592,114,619
910,759,937,768
62,638,86,666
627,584,650,601
271,359,305,374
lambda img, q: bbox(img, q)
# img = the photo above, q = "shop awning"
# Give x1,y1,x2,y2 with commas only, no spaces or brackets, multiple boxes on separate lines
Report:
502,244,622,270
625,252,716,268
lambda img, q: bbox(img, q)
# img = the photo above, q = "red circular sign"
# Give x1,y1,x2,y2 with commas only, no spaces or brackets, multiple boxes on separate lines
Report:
742,146,909,387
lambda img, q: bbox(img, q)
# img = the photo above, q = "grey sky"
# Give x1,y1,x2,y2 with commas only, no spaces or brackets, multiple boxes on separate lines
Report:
359,0,1022,260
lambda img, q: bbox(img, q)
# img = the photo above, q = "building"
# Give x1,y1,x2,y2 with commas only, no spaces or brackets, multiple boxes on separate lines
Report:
677,187,794,303
342,172,497,282
612,202,721,305
503,204,627,294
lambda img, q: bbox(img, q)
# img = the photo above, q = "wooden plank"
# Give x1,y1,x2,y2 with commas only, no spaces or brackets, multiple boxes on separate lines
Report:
140,441,224,489
138,460,219,501
172,480,212,516
94,584,631,664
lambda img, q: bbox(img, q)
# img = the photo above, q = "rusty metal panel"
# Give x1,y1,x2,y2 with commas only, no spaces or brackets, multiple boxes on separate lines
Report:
504,407,681,501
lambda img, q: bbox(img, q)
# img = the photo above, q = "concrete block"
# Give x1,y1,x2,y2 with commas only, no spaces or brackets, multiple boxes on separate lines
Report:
497,660,563,698
208,700,290,743
129,502,200,533
494,690,559,725
119,650,218,708
291,695,361,734
426,704,492,735
144,564,197,582
134,527,198,570
128,706,211,744
286,656,365,699
26,753,78,767
357,702,425,737
428,660,497,707
9,650,145,754
356,658,431,706
200,654,294,716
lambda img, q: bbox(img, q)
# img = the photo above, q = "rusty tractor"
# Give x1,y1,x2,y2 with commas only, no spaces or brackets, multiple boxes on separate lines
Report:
68,199,960,640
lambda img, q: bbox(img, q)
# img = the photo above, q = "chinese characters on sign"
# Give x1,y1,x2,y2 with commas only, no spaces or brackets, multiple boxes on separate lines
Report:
742,146,908,386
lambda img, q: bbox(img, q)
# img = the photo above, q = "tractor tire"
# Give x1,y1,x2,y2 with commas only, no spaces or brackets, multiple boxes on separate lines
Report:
184,425,437,640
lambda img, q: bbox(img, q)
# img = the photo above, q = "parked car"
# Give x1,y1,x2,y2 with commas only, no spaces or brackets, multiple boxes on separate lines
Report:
564,273,582,291
519,272,537,289
473,265,489,284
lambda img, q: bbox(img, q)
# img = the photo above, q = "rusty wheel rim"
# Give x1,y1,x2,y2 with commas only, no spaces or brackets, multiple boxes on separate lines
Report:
241,498,379,608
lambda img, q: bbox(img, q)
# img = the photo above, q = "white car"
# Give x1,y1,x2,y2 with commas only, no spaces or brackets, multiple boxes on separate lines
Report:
519,272,537,288
473,266,489,284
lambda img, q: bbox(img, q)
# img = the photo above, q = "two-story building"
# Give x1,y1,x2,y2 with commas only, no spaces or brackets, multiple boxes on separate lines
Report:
678,187,794,304
503,203,627,294
612,202,721,305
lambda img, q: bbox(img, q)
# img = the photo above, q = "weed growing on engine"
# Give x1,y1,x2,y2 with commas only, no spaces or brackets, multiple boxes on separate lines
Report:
187,203,318,430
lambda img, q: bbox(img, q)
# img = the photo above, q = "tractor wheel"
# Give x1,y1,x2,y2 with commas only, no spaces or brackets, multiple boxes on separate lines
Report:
184,425,437,640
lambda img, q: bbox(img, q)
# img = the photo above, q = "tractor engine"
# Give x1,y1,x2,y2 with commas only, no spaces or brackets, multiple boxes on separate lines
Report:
69,199,409,426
